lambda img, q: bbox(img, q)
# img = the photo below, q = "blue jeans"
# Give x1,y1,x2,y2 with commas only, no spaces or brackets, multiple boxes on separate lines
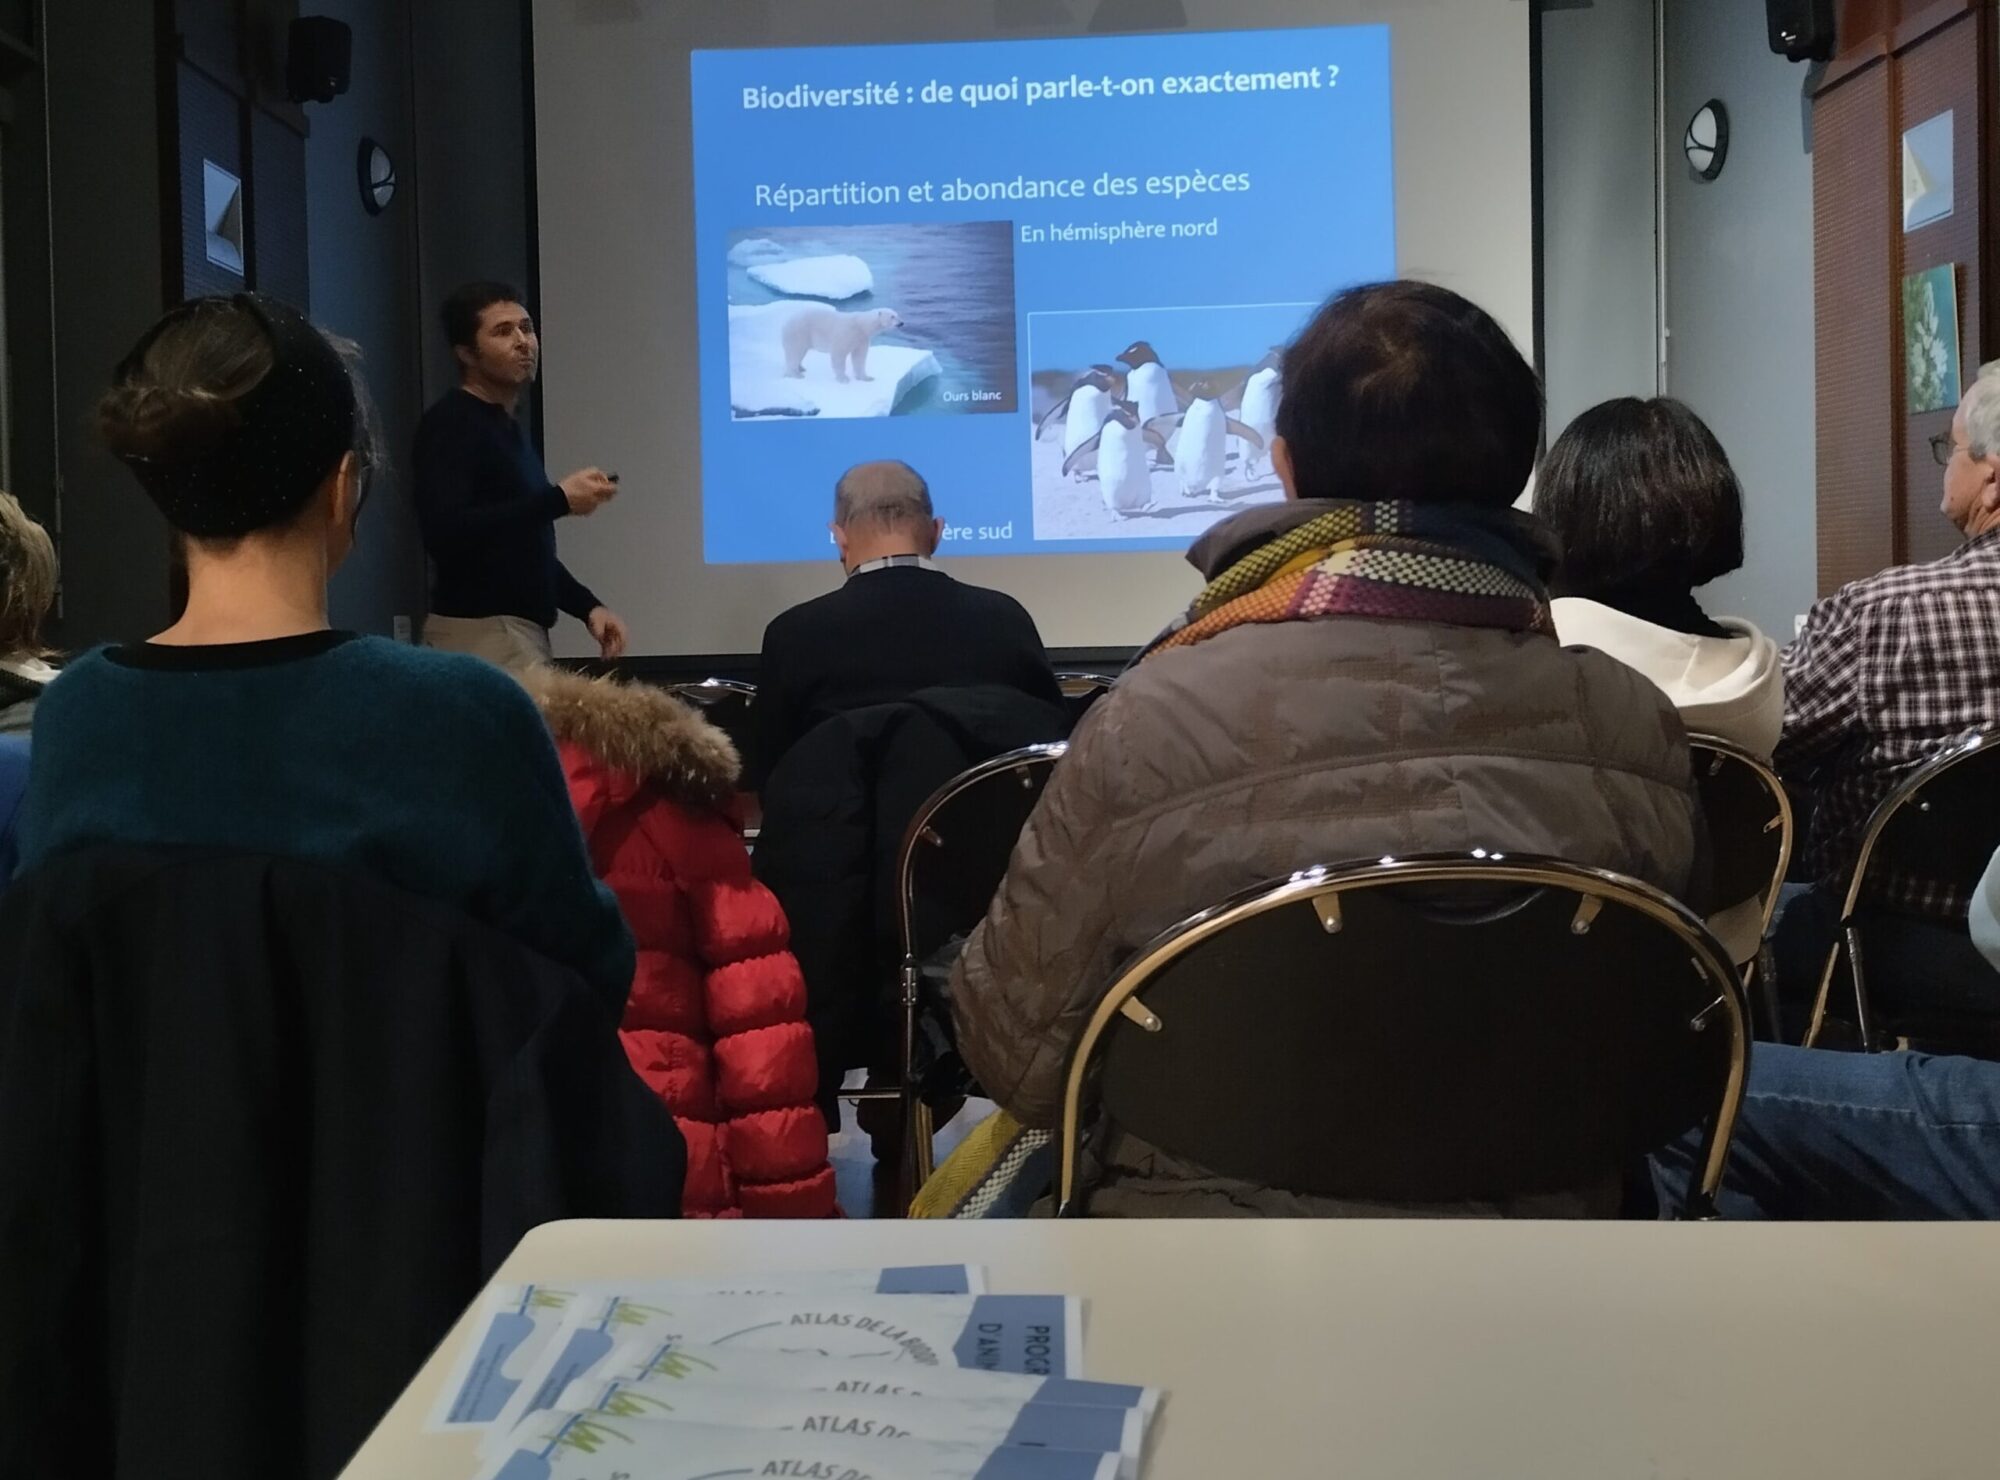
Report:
1653,1042,2000,1219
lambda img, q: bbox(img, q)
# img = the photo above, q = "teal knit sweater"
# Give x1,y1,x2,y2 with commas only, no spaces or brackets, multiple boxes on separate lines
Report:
18,632,635,1006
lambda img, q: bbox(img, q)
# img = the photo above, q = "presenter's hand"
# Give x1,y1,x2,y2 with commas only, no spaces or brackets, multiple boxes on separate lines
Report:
587,606,629,662
560,468,618,517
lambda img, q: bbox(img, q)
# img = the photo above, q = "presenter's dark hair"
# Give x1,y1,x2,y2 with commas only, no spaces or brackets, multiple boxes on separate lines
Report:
1277,280,1541,509
1539,396,1745,594
443,280,526,349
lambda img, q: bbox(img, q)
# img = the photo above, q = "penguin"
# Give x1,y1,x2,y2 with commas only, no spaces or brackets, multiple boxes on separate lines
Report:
1063,400,1170,518
1151,380,1266,501
1235,349,1284,480
1035,365,1122,466
1116,341,1188,433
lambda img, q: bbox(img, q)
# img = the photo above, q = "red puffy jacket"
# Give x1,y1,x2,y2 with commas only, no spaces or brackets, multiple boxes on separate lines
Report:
528,669,837,1218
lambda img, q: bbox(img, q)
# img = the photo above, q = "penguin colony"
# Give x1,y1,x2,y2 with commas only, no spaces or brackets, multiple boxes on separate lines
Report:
1038,343,1280,518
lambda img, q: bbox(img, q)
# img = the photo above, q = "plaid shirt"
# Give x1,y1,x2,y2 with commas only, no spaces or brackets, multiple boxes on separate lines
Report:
1777,529,2000,915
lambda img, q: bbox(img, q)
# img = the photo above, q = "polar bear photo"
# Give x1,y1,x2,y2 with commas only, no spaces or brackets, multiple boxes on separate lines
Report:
724,221,1018,421
781,306,904,384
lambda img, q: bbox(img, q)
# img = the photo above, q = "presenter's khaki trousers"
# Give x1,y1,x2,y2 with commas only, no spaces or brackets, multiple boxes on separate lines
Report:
422,614,553,676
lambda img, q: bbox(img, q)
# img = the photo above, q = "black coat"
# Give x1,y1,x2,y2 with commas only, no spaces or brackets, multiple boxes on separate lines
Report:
752,684,1071,1096
0,847,685,1480
749,566,1064,788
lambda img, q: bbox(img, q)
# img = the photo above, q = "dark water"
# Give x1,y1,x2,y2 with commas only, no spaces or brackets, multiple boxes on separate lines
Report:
727,222,1018,415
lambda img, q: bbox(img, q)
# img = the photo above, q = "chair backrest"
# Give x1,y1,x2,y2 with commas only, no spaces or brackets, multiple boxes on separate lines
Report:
1688,735,1793,936
896,743,1066,963
670,678,757,754
1840,731,2000,919
1053,672,1116,726
1054,671,1117,698
1058,854,1748,1215
670,676,756,710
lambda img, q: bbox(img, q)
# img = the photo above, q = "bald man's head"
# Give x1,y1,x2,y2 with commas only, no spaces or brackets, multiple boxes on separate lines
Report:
831,461,943,569
834,460,934,531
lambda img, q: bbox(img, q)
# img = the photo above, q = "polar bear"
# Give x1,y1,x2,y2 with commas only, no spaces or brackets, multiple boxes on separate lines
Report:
780,305,904,383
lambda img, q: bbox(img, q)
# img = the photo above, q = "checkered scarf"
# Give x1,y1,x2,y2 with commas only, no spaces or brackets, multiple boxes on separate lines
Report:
1142,501,1555,660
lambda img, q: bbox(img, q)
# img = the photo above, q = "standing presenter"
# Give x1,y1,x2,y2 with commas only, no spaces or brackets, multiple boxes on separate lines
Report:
413,280,629,673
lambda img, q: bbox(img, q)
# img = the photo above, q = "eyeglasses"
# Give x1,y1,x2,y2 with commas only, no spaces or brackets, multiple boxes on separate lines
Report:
1932,432,1961,467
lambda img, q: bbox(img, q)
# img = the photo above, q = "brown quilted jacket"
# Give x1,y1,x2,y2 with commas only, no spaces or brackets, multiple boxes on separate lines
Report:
948,502,1701,1212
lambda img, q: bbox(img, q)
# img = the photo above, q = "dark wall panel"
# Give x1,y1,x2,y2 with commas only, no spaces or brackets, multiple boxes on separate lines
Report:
1811,4,1995,592
251,108,310,309
178,61,246,301
46,0,171,647
1896,15,1983,565
309,0,429,636
1814,62,1898,592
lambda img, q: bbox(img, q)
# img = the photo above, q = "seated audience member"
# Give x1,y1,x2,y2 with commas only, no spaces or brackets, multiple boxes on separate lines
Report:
526,667,839,1217
17,293,634,1007
1541,397,1781,757
0,492,58,736
1771,361,2000,1022
749,460,1064,785
950,280,1702,1216
1653,839,2000,1220
1539,397,1781,969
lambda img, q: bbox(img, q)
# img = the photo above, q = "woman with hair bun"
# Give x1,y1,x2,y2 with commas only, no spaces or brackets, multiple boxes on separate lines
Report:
14,294,635,1006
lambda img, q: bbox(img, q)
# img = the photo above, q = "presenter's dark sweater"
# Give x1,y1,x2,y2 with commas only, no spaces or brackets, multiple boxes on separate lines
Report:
17,631,635,1007
751,565,1064,786
411,387,601,630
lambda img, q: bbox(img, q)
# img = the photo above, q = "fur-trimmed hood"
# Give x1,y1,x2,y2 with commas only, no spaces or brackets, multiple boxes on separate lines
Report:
523,667,741,808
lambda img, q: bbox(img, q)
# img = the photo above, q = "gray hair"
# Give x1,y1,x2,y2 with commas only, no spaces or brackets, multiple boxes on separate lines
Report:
833,460,934,532
1967,361,2000,460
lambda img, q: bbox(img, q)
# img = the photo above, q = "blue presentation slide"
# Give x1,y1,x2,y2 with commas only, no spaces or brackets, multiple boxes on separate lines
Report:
690,25,1395,564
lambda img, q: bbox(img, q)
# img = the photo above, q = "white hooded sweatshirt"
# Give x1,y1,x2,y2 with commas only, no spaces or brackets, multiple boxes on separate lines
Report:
1551,597,1783,760
1552,598,1785,966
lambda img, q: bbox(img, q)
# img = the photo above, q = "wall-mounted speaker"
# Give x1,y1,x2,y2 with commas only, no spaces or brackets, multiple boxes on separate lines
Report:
1767,0,1835,63
287,16,353,105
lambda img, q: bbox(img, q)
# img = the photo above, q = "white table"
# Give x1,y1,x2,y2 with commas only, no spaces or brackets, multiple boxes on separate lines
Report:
341,1218,2000,1478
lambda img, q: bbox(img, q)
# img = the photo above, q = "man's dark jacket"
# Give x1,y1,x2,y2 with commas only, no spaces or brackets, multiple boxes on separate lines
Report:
752,685,1070,1098
749,566,1064,787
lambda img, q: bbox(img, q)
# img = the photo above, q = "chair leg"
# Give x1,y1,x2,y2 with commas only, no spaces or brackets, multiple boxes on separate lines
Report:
1804,940,1842,1048
895,960,924,1213
1744,949,1782,1042
1847,926,1880,1052
910,1099,936,1188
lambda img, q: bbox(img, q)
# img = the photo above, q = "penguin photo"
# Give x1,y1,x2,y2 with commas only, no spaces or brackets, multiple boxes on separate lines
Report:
1149,380,1266,501
1062,399,1171,517
1026,304,1310,541
1034,365,1124,469
1233,349,1284,480
1116,340,1190,440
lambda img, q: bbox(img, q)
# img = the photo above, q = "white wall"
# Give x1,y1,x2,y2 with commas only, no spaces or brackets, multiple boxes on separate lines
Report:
1662,0,1817,637
1538,0,1661,435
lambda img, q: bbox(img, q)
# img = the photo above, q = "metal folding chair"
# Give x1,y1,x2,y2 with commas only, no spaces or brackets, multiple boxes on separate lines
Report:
843,743,1066,1194
1688,735,1794,1038
1806,732,2000,1053
1054,672,1118,697
668,676,757,716
1053,672,1117,725
1057,853,1750,1219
